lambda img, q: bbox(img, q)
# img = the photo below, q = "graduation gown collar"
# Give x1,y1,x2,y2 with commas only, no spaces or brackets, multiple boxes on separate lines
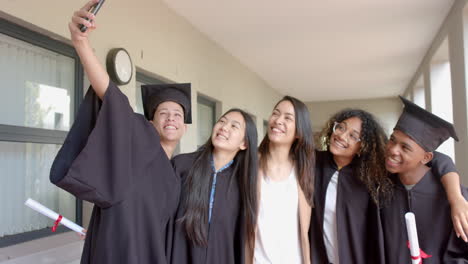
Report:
323,149,359,173
210,155,234,174
391,169,439,195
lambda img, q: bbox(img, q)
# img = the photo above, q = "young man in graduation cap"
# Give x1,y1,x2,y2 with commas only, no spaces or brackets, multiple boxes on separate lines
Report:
49,1,191,263
381,96,468,263
141,82,191,158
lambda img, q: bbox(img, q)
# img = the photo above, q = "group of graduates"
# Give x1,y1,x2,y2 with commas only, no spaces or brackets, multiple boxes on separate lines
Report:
49,1,468,263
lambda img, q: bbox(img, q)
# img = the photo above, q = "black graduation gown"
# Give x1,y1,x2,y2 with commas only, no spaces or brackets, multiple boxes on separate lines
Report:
170,152,245,264
50,82,180,264
444,187,468,263
309,150,382,264
381,171,468,264
309,151,456,264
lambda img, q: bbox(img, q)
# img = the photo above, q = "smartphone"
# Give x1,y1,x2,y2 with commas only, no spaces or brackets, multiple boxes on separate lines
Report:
79,0,106,33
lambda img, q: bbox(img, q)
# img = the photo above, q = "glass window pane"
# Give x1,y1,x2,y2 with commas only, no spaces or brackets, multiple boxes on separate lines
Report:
413,85,425,109
263,120,269,137
0,141,76,237
135,80,144,114
197,103,214,147
0,33,75,131
431,62,455,159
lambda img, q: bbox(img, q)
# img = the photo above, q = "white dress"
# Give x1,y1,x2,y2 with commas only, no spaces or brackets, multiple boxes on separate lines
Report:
254,169,302,264
323,170,339,264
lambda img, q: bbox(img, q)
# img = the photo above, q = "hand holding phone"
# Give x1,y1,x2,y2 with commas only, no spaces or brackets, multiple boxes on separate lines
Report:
79,0,105,32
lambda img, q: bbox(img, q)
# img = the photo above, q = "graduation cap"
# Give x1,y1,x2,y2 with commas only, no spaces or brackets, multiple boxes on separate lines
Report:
394,96,458,152
141,83,192,124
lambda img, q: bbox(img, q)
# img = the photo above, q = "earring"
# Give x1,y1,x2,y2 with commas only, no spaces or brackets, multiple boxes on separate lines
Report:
357,149,362,158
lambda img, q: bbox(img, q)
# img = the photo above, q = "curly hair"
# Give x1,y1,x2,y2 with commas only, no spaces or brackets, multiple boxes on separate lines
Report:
320,109,393,207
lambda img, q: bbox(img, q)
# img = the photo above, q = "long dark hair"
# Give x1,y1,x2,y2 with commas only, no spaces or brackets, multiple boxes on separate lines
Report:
320,109,393,206
181,108,258,249
258,96,315,205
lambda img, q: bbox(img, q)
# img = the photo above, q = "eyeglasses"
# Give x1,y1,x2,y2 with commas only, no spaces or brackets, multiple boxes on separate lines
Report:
332,122,361,143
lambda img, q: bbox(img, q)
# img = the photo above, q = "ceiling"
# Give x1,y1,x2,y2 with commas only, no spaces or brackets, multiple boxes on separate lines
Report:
162,0,455,102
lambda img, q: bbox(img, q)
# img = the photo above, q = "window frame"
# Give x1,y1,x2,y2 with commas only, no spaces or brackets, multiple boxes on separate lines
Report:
197,95,216,123
0,18,84,247
197,94,217,147
135,71,166,114
263,119,269,136
136,71,165,85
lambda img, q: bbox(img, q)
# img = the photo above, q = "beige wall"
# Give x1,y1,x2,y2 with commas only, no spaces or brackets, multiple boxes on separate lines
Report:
1,0,283,228
1,0,282,153
306,97,401,136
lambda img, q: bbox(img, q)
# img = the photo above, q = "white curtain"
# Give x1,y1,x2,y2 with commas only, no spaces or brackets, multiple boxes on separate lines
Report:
0,33,74,131
0,33,77,237
0,142,75,237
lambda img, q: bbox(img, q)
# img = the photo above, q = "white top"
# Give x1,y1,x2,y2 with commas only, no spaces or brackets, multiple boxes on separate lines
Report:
323,170,339,264
254,169,302,264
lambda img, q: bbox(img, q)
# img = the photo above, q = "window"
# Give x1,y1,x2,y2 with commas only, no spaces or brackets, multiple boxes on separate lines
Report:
197,95,216,148
413,76,425,109
263,120,269,137
0,18,83,246
413,85,426,109
244,111,257,141
135,71,165,114
430,61,455,160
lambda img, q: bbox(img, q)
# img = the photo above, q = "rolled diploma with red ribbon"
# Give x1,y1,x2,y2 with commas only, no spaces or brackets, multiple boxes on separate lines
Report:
405,212,421,264
25,198,85,235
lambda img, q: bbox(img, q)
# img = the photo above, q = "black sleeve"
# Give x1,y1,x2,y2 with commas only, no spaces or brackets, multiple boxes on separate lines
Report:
429,151,458,180
171,154,185,180
172,152,200,182
50,81,162,208
367,201,386,264
443,187,468,263
443,232,468,264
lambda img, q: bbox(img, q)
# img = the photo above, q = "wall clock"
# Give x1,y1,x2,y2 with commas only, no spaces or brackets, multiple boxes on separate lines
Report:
106,48,133,85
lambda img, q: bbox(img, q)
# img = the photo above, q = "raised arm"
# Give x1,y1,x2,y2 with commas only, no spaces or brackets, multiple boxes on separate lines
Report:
441,172,468,242
431,152,468,242
69,0,109,98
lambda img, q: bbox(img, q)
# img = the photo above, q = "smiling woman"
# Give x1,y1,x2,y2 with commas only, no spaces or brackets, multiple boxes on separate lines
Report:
251,95,315,264
171,108,258,264
310,108,393,264
329,117,363,169
310,107,464,264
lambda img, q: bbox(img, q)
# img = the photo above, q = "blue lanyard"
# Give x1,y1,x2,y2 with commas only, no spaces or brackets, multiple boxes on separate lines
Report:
208,157,233,223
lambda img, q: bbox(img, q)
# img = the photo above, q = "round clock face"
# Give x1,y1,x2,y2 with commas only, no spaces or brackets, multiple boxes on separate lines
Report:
114,49,132,84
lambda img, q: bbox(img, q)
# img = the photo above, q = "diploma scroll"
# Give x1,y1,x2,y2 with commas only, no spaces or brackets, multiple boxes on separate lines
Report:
405,212,421,264
25,198,86,235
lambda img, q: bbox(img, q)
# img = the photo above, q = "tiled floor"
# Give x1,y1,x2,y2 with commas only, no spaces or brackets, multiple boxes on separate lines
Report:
0,232,83,264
